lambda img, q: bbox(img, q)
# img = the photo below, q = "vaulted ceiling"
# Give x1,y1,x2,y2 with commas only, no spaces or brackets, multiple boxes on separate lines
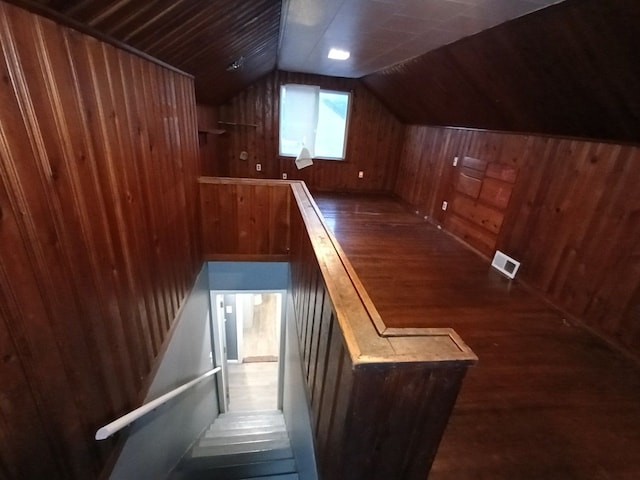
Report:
279,0,563,78
15,0,640,143
24,0,282,105
364,0,640,142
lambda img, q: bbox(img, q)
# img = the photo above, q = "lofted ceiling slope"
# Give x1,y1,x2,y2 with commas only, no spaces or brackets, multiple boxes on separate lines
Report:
15,0,640,143
278,0,564,78
362,0,640,143
27,0,282,105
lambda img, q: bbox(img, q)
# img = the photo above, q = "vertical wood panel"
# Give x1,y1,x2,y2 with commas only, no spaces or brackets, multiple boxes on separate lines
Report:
202,178,475,479
299,247,313,343
310,308,334,418
64,26,139,413
395,125,640,356
0,2,200,478
199,177,475,480
311,310,347,471
199,178,291,258
284,183,475,480
332,366,467,480
196,104,223,177
301,270,318,372
215,70,404,192
307,288,328,387
305,280,325,380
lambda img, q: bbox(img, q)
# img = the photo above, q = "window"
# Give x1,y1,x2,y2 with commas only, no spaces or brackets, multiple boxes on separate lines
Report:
279,84,351,160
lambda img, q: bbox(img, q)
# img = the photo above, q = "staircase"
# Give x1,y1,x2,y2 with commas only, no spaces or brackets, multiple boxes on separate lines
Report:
172,410,298,480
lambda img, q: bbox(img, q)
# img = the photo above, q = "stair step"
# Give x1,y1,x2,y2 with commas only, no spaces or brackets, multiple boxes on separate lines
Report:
206,423,287,437
182,457,297,478
199,430,289,447
217,409,282,419
215,411,282,420
208,421,286,433
173,410,297,480
189,447,293,469
212,416,285,427
240,474,299,480
193,439,291,460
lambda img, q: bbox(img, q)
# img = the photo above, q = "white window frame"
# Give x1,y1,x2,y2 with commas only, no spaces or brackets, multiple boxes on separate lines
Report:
279,84,351,161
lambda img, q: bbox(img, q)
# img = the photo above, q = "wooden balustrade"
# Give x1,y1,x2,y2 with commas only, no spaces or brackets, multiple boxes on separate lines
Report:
198,176,477,479
199,176,291,260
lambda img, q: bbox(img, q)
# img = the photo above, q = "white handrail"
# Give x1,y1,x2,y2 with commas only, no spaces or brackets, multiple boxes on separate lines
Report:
95,367,221,440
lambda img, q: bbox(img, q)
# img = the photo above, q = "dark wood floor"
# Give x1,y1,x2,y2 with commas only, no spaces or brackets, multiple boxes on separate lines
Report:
314,192,640,480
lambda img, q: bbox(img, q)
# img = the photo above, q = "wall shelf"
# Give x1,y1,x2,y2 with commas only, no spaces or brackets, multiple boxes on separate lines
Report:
198,128,226,135
218,121,258,128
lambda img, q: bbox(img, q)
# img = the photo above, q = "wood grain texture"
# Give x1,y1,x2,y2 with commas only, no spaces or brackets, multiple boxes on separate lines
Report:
287,181,475,480
215,70,404,192
199,177,292,258
314,192,640,480
200,177,476,479
0,2,200,478
20,0,281,105
197,104,224,177
363,0,640,144
395,125,640,358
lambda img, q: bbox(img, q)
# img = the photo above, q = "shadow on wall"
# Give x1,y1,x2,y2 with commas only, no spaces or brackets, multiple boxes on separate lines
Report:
108,265,218,479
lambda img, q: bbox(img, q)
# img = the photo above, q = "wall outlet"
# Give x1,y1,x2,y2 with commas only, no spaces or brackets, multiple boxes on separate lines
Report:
282,173,287,180
256,163,262,172
358,171,364,178
441,200,448,211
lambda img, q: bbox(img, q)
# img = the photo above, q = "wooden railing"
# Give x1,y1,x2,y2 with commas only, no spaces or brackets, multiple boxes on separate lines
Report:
199,177,477,480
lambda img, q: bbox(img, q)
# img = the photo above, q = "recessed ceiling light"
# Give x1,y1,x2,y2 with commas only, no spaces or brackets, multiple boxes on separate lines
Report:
328,48,350,61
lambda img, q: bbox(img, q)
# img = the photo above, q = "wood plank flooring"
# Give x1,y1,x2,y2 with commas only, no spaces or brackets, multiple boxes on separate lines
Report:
314,192,640,480
227,362,278,413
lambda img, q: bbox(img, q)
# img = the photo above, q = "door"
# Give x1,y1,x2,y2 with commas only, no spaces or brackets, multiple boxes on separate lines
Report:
211,293,229,412
214,291,285,412
223,294,239,361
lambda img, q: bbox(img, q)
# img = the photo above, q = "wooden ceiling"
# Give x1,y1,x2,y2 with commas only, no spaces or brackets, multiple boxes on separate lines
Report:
17,0,567,105
11,0,640,143
362,0,640,143
25,0,282,105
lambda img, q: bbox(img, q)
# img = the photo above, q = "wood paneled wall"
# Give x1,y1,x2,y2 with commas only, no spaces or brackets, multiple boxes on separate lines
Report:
199,176,477,479
287,182,475,480
212,70,404,192
396,125,640,356
199,177,291,259
0,2,200,479
197,105,223,177
24,0,281,106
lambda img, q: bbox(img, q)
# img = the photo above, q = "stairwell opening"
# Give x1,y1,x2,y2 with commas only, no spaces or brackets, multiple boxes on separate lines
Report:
211,291,285,413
